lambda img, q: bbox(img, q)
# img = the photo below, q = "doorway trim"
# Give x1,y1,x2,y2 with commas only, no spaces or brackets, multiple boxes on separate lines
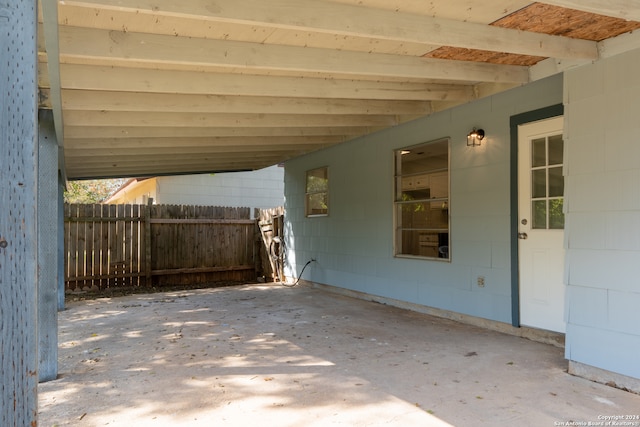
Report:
509,104,564,327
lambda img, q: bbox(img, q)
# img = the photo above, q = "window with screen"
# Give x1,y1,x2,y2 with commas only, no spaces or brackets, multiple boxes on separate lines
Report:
305,167,329,217
394,139,450,259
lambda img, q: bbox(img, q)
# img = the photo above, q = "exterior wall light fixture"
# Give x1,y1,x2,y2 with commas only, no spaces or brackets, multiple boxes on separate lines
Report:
467,128,485,147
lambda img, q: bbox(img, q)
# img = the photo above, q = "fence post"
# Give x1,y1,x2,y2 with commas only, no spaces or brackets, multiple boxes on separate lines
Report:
144,198,153,286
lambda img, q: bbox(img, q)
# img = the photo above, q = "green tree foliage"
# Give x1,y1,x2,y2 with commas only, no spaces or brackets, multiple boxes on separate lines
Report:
64,179,126,204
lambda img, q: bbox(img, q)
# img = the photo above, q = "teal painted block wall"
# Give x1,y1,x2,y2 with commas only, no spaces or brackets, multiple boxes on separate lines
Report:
284,74,563,325
563,47,640,380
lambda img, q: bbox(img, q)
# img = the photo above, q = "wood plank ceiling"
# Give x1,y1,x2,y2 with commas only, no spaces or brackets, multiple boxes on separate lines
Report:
37,0,640,179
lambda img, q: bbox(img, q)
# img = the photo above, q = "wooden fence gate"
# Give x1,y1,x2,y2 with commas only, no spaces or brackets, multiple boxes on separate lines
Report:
64,203,260,291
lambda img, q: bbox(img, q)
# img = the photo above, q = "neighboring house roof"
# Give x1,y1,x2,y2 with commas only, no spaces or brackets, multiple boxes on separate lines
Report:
105,177,154,204
37,1,640,179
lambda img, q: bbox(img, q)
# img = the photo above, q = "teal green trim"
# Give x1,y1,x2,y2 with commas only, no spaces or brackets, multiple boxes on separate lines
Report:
509,104,564,327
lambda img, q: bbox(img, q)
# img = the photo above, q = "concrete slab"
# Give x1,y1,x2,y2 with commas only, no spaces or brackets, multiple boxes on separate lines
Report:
39,284,640,426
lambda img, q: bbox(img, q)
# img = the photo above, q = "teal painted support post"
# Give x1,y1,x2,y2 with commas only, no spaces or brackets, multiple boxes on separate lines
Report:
59,175,66,311
0,0,39,425
38,110,59,382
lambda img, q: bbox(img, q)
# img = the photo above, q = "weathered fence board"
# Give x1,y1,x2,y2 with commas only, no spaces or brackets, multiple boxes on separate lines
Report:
64,204,258,291
257,207,285,282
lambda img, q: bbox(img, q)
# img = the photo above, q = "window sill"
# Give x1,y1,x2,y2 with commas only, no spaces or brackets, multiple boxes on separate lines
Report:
394,254,450,262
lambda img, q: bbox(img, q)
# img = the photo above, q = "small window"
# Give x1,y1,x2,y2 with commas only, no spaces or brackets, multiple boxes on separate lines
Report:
394,139,450,259
306,167,329,217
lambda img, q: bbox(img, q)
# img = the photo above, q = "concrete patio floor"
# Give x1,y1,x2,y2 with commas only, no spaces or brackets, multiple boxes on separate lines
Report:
38,283,640,427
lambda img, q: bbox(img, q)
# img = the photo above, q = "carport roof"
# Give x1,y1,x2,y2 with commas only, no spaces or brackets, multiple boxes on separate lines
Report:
37,1,640,180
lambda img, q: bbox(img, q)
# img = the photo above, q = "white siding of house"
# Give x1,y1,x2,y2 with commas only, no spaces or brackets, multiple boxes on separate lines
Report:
563,47,640,379
155,165,284,214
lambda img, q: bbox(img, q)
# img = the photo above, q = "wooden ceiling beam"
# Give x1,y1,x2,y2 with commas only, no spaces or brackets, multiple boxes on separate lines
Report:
62,90,433,116
67,164,283,179
58,26,529,84
66,158,285,170
66,160,288,179
65,143,332,157
63,125,374,139
65,156,294,173
64,135,347,150
66,153,296,165
63,110,401,128
58,2,436,57
60,64,476,101
65,151,310,163
63,0,598,59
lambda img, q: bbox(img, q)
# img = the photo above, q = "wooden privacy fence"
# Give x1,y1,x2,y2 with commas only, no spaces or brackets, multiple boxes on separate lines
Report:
64,203,261,291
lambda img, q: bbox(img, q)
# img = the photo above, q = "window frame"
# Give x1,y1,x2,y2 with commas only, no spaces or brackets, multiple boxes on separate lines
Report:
393,138,451,261
305,166,329,217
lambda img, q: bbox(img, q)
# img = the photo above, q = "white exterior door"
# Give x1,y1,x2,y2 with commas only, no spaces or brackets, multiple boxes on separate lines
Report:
518,117,566,333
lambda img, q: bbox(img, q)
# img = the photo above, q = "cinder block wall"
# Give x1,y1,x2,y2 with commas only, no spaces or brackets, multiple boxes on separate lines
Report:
283,74,563,325
563,47,640,380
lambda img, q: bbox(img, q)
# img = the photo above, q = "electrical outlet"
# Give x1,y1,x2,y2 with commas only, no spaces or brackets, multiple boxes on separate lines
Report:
477,276,485,287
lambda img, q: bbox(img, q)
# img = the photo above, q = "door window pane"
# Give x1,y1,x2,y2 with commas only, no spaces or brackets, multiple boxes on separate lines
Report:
548,166,564,198
549,199,565,229
532,138,546,167
532,200,547,229
548,135,564,166
532,169,547,198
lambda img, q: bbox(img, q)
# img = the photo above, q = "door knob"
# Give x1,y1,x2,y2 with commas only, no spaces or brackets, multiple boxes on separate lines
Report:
518,232,528,240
